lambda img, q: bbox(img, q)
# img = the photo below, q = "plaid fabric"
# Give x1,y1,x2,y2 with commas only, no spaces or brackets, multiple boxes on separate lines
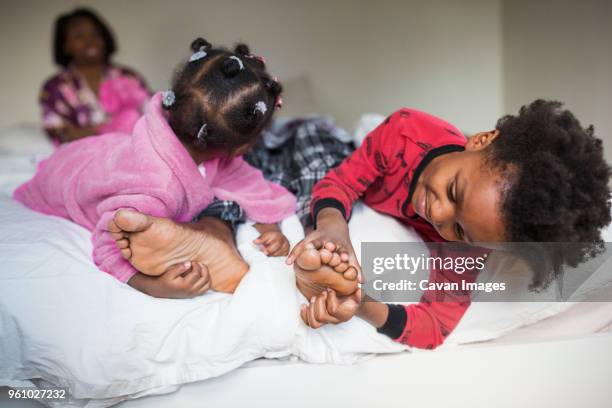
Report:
193,198,245,227
196,116,354,227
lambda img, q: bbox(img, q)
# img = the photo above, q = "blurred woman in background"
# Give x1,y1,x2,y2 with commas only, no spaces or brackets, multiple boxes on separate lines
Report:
41,8,150,143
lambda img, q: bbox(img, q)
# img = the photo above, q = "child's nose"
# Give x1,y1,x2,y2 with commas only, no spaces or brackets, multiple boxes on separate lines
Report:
429,202,455,232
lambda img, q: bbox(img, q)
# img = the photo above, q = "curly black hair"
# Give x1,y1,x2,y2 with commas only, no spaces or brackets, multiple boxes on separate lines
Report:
53,8,116,67
488,100,611,289
164,38,282,153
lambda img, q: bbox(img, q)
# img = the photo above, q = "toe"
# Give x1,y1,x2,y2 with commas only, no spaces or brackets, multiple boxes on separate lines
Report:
328,252,342,267
296,248,322,270
333,262,349,273
120,248,132,260
324,241,336,252
110,231,126,241
114,209,153,233
343,267,358,281
116,238,130,249
319,249,333,264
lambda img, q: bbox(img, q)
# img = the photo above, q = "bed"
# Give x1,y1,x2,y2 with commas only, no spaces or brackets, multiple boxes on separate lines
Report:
0,123,611,408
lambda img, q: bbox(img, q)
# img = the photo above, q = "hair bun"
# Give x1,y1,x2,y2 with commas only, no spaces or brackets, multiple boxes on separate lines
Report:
267,80,283,96
234,43,250,56
191,37,211,52
221,57,243,77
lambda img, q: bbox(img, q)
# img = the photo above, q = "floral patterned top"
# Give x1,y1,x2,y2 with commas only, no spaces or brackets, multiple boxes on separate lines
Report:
40,64,149,142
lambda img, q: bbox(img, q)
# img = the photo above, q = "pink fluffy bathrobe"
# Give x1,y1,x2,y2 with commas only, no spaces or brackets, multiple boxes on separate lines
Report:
14,92,296,283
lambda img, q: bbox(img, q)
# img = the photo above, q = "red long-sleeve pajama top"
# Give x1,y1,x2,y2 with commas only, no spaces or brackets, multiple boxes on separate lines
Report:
310,108,483,349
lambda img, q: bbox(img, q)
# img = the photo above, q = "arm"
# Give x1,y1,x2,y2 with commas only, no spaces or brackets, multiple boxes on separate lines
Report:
301,290,468,349
309,111,406,225
61,125,99,142
290,112,406,266
40,80,99,143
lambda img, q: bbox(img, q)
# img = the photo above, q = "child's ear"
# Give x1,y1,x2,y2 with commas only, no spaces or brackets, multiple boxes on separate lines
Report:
465,130,500,151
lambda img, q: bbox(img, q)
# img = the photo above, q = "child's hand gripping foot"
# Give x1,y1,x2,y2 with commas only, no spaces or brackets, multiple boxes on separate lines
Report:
109,209,249,293
253,223,290,257
291,240,359,300
128,261,212,299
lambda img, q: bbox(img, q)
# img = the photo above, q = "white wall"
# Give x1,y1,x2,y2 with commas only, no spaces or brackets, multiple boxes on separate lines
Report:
0,0,503,133
502,0,612,163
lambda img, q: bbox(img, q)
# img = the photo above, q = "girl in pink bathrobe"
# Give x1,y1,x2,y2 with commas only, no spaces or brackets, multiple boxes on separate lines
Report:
15,38,296,294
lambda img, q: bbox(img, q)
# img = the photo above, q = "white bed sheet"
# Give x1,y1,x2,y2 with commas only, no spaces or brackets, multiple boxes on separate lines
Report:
1,125,611,408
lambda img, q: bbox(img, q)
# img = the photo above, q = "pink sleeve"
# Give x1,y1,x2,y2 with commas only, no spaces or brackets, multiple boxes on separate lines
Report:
211,156,296,224
92,194,174,283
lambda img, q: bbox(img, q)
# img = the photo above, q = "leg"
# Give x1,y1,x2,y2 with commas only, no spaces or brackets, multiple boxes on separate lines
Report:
109,210,248,293
294,240,359,300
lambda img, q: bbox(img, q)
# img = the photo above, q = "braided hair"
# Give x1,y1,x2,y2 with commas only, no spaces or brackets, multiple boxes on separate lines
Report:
487,100,611,289
163,38,282,152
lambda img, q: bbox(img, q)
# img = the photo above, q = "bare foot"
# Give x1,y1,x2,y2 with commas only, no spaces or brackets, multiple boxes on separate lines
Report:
294,241,358,300
109,210,248,293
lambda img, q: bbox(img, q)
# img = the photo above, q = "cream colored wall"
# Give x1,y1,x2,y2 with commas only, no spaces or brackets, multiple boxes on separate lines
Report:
502,0,612,163
0,0,503,133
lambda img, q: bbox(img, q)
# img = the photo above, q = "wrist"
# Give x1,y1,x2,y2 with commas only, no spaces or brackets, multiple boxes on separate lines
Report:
357,299,389,328
316,207,347,229
254,222,279,233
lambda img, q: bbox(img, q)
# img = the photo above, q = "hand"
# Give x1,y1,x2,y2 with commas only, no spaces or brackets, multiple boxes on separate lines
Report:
129,261,211,299
253,230,290,257
300,288,362,329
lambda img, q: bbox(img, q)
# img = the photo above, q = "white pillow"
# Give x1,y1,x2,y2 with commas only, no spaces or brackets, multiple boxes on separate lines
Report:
0,124,54,156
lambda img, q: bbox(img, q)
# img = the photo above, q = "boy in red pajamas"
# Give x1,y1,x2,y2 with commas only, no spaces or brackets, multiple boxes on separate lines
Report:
288,100,611,349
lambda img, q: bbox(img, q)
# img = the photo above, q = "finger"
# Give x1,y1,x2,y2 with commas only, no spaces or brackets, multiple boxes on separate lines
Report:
165,261,191,280
183,267,201,287
196,279,211,295
278,241,290,256
265,240,281,255
253,235,264,244
313,291,328,321
300,304,310,326
314,292,341,324
307,297,323,329
193,270,211,294
326,289,340,316
190,261,203,277
116,238,130,249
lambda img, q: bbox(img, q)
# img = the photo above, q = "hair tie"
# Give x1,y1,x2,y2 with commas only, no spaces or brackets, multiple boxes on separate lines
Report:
228,56,244,70
246,53,266,66
162,90,176,108
254,101,268,115
189,46,208,62
197,123,208,144
272,76,283,109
